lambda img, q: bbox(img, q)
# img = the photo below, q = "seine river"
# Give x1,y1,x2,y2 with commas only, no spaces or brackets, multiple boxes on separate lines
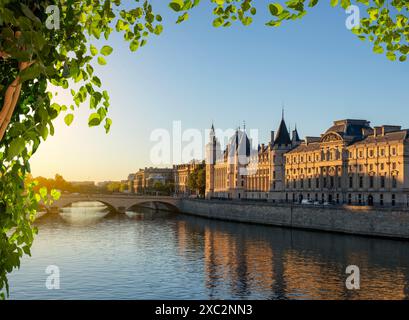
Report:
7,201,409,299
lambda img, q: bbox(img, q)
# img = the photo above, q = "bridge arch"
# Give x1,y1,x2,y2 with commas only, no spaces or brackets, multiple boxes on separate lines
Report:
48,194,181,214
127,200,179,212
60,200,118,213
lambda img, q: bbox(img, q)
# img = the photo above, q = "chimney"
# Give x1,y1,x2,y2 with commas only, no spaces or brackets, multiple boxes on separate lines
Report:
270,131,275,143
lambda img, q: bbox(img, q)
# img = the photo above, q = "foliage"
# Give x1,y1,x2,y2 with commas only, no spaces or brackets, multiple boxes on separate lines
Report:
187,162,205,196
0,0,406,299
264,0,409,62
105,181,128,193
149,180,174,195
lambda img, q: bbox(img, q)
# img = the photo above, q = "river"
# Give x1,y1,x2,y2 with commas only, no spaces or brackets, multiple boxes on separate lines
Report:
7,201,409,299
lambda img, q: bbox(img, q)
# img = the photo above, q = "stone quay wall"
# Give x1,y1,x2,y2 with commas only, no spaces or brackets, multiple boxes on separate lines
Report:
178,199,409,239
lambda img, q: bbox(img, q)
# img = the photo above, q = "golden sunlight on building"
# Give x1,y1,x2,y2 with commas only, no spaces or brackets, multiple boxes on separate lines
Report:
206,117,409,207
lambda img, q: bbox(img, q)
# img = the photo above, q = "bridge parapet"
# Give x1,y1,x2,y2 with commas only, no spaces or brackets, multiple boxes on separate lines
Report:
48,194,181,213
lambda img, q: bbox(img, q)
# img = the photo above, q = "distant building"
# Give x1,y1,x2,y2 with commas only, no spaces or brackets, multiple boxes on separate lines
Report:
133,167,173,194
127,174,136,193
205,117,409,207
173,160,204,196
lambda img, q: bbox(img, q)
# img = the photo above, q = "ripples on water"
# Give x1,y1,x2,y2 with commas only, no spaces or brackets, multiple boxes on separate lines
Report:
8,201,409,300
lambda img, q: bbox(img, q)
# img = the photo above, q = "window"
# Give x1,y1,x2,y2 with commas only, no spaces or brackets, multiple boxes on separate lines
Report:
370,176,374,188
380,163,384,170
381,176,385,188
392,194,396,206
392,176,397,188
316,178,319,188
330,177,334,188
300,179,304,189
380,148,385,156
369,164,373,171
359,150,363,158
391,147,396,156
308,178,312,189
323,177,327,188
358,194,362,204
359,176,363,188
349,176,353,188
348,193,352,204
380,194,384,206
369,150,374,157
392,162,397,170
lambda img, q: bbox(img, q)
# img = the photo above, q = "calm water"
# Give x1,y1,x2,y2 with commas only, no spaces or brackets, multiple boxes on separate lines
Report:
8,201,409,300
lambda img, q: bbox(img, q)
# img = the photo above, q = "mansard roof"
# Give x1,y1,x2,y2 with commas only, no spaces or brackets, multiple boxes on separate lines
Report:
325,119,371,139
274,118,291,146
286,142,321,154
286,126,409,154
353,129,409,145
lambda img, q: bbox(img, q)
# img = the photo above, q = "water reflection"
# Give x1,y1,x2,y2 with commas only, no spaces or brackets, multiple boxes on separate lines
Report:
59,201,111,225
9,202,409,299
174,216,409,300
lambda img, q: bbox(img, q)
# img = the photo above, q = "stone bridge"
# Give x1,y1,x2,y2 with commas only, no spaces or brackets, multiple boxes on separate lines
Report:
47,194,181,213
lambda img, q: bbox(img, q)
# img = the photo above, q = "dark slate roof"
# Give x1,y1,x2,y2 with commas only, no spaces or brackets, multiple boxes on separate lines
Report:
287,142,321,154
274,119,291,146
292,128,301,142
325,119,371,138
354,130,409,145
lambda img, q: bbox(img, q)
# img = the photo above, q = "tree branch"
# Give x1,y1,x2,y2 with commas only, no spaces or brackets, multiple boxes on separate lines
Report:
0,60,35,142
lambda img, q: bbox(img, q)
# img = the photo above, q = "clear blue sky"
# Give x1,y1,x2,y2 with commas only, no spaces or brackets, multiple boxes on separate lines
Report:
30,1,409,181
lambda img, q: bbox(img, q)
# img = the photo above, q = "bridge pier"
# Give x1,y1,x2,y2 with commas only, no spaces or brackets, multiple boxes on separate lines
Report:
117,206,126,214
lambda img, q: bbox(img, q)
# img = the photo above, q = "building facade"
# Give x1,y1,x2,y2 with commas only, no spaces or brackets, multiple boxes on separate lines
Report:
131,167,174,194
206,118,409,207
173,160,203,196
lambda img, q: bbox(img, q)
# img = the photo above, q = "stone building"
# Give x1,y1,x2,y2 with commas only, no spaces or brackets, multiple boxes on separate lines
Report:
205,114,301,202
173,160,203,196
132,167,173,194
205,117,409,207
285,119,409,207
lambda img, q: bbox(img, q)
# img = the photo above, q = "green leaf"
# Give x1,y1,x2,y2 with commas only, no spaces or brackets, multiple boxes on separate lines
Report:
104,118,112,133
176,12,189,24
386,51,396,61
97,56,107,65
51,189,61,201
90,45,98,56
269,3,284,16
373,45,384,54
100,45,113,56
169,0,184,12
330,0,339,7
213,17,224,27
88,113,101,127
39,187,47,200
64,114,74,126
7,137,25,159
130,40,140,52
